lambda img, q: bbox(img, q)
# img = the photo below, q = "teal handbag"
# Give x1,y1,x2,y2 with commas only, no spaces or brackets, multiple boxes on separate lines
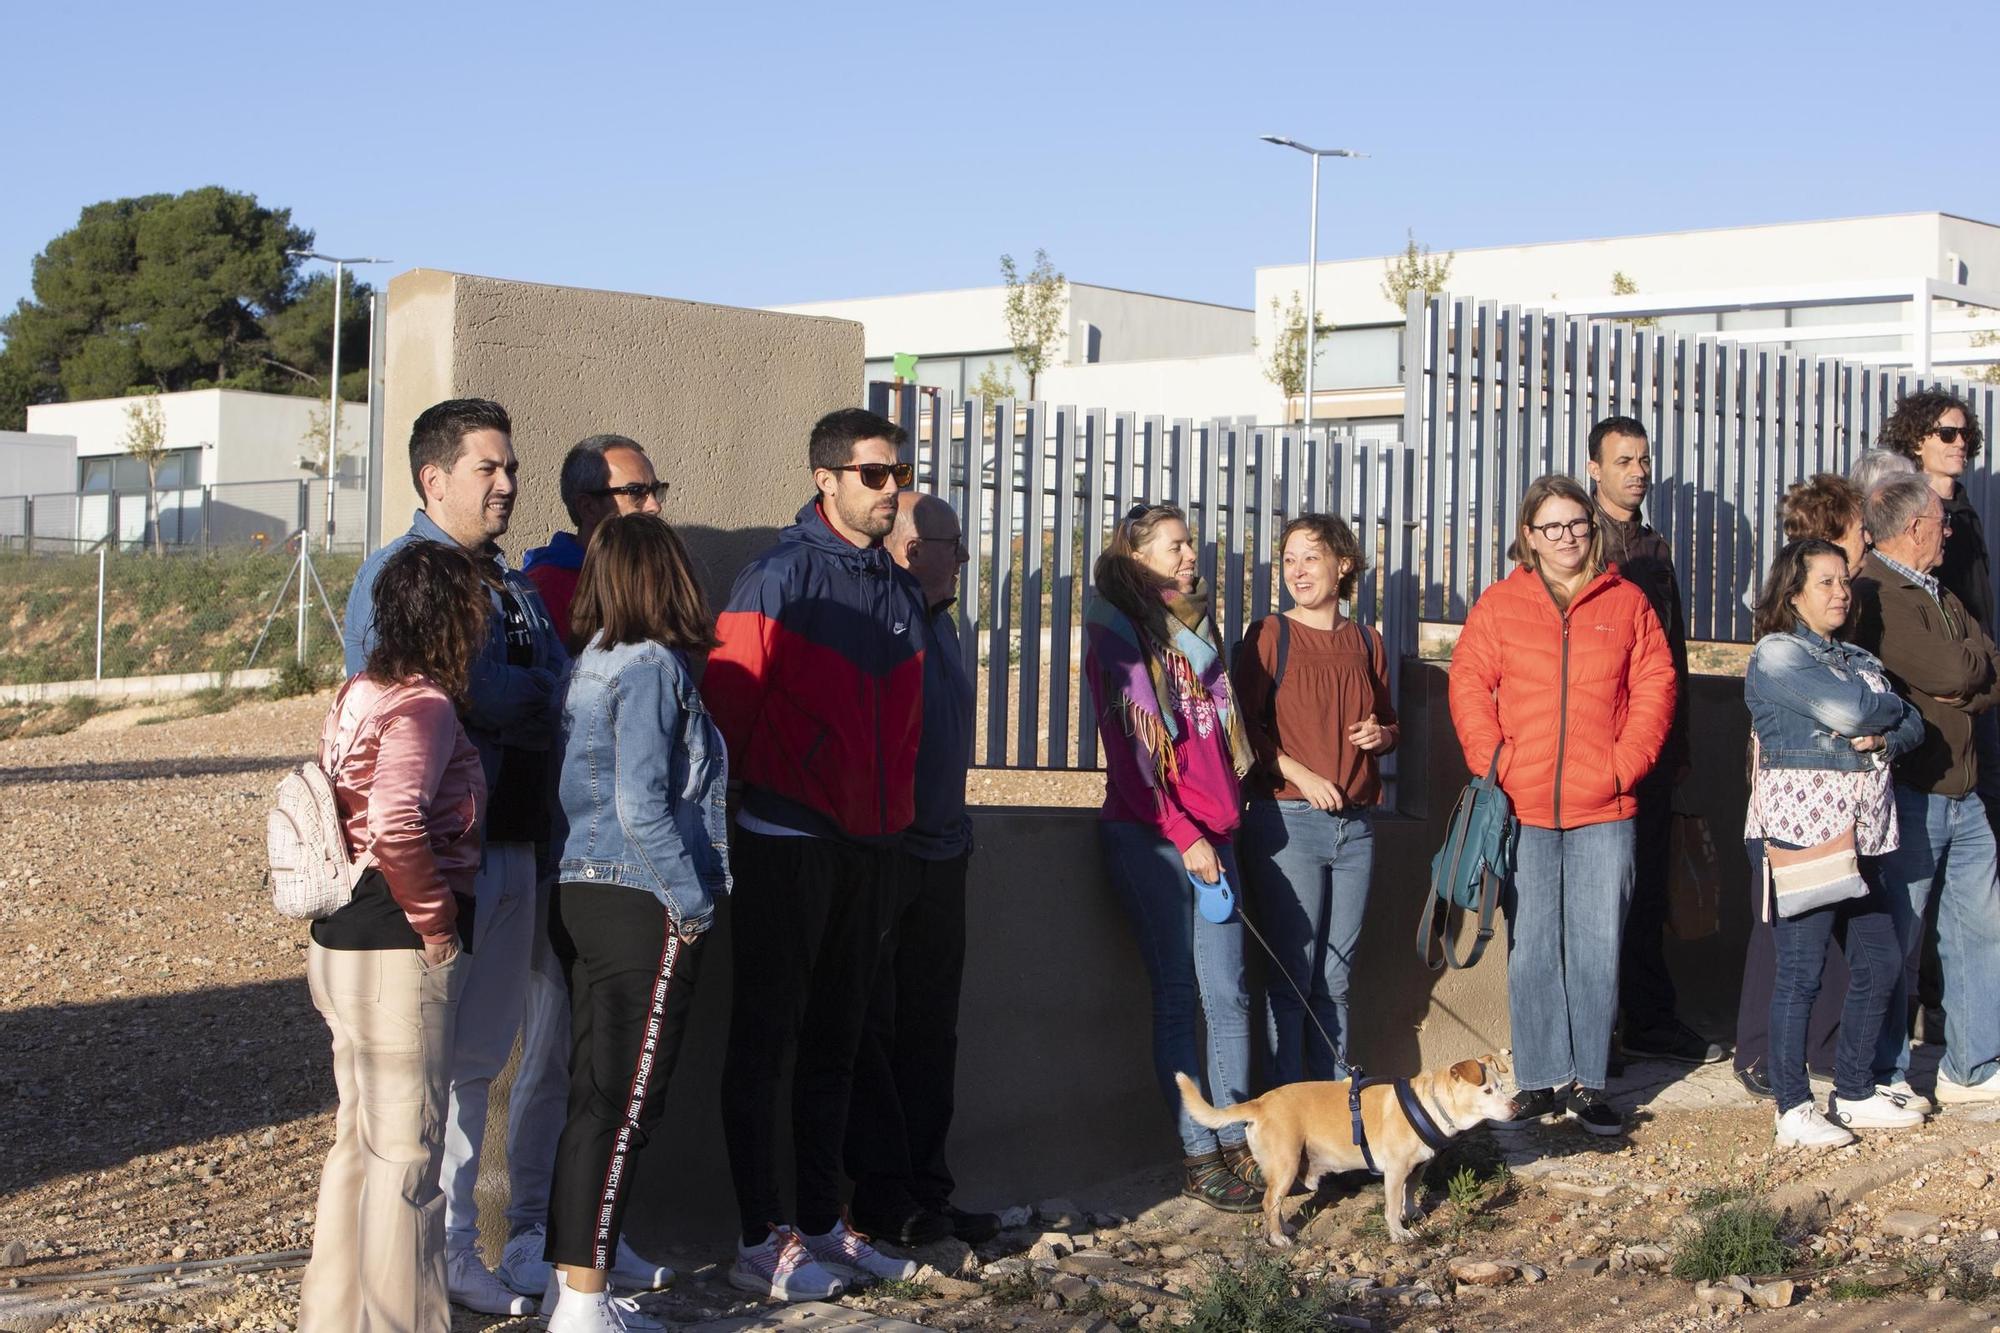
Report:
1417,743,1517,970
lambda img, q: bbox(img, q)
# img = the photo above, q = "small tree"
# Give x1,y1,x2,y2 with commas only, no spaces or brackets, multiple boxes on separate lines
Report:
294,401,361,478
970,364,1018,402
1381,230,1455,312
998,249,1068,399
1255,292,1335,420
1610,270,1658,329
121,389,170,555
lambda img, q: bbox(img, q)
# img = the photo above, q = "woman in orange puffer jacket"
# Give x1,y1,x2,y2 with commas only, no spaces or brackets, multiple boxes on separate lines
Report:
1449,474,1677,1138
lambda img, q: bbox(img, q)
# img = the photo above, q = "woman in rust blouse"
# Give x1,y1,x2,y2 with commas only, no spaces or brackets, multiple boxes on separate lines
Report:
1231,514,1398,1084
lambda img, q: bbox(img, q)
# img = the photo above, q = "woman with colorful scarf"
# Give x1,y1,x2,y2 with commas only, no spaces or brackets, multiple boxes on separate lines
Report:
1086,502,1259,1213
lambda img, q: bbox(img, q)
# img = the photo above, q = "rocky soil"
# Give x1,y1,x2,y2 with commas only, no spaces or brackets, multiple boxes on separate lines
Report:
2,692,1998,1332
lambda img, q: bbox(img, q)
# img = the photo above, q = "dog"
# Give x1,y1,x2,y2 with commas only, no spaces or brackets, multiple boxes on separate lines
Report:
1176,1054,1516,1246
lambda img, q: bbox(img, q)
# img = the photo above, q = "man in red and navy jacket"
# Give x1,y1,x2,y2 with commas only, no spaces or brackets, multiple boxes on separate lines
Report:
704,407,932,1300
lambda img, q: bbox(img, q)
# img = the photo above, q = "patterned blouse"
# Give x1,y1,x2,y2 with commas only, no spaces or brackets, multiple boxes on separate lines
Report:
1744,663,1900,858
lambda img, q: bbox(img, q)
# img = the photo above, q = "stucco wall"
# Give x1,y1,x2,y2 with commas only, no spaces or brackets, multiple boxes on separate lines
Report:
380,270,865,596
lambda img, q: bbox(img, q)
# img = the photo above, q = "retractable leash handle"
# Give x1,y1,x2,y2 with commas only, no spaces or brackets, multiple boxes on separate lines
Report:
1189,868,1237,924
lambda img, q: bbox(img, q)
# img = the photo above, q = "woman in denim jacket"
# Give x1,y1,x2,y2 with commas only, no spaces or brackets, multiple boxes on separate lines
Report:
1745,538,1926,1151
543,514,729,1332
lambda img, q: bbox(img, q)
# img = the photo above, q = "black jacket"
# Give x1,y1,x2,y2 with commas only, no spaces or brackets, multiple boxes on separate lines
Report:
1939,483,1994,635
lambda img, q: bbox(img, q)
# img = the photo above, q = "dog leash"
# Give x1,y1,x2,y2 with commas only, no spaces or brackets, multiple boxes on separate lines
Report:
1197,870,1346,1072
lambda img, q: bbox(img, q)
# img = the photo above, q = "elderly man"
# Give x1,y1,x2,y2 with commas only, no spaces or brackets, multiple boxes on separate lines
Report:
1848,473,2000,1105
844,492,999,1246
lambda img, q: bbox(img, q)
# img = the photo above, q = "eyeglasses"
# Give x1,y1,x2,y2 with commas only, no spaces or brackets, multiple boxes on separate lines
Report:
1914,511,1955,532
1529,517,1595,542
825,462,914,489
588,481,670,504
917,533,970,560
1932,426,1974,445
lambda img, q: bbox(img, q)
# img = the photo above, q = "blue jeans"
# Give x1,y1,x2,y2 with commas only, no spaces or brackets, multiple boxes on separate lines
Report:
1098,819,1253,1156
1502,820,1635,1093
1874,784,2000,1088
1237,800,1374,1083
1768,851,1900,1114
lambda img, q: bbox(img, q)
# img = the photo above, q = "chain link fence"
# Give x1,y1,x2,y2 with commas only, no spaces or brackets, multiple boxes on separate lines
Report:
0,547,358,686
0,479,367,557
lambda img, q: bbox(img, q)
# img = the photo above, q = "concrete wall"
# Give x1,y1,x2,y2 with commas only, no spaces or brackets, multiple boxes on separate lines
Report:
380,270,864,598
475,661,1757,1255
0,432,76,496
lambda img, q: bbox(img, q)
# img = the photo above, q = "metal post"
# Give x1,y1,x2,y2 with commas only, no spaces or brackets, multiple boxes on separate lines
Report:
200,485,211,556
324,260,343,552
95,547,105,681
366,291,385,553
22,496,31,557
297,481,310,663
1303,151,1320,427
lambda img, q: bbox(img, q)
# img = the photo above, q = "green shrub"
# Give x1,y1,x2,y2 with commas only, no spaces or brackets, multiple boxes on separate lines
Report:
269,659,332,699
1184,1255,1346,1333
1671,1199,1788,1281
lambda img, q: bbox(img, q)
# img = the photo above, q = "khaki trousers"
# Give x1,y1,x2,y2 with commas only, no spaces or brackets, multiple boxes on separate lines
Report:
299,943,463,1333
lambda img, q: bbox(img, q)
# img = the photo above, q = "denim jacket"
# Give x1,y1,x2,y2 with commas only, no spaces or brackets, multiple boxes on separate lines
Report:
1744,627,1924,772
552,636,731,933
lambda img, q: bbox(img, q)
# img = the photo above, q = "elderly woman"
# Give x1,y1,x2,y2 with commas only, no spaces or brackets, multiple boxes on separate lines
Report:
1449,474,1677,1137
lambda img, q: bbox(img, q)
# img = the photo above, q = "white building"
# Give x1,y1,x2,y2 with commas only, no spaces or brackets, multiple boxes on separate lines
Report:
1255,210,2000,427
766,282,1279,421
15,389,368,550
769,212,2000,437
0,431,77,498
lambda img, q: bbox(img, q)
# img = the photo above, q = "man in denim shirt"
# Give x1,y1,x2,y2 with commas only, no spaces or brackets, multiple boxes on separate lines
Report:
845,492,1000,1247
342,398,567,1316
1849,473,2000,1107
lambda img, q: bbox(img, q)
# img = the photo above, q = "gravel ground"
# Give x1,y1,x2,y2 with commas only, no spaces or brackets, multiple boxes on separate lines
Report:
3,692,1998,1333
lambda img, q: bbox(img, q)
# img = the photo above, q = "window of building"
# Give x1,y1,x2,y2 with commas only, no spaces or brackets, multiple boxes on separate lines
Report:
1313,325,1403,390
79,448,200,493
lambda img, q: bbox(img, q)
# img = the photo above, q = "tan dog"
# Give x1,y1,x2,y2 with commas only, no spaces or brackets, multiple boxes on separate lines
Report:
1176,1055,1516,1246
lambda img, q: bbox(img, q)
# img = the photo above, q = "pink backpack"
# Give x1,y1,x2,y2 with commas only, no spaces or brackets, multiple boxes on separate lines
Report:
266,680,390,920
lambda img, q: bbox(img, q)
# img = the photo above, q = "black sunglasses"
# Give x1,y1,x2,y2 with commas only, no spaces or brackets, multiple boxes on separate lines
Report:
826,462,914,489
1934,425,1974,445
588,481,670,503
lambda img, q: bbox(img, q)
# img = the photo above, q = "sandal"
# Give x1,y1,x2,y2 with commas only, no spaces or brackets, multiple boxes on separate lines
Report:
1181,1151,1261,1213
1221,1141,1266,1190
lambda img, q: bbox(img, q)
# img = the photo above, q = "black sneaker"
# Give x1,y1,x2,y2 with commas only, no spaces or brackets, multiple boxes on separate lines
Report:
1621,1019,1726,1065
1566,1087,1625,1136
1491,1086,1561,1130
1735,1062,1773,1099
847,1200,952,1247
941,1204,1000,1245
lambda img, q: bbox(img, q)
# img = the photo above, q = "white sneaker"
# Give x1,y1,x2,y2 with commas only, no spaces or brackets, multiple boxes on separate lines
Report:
799,1219,919,1285
544,1268,665,1332
497,1223,551,1296
1774,1102,1856,1150
611,1236,675,1291
1936,1070,2000,1105
728,1227,845,1302
445,1247,535,1315
1878,1081,1935,1115
1830,1091,1924,1129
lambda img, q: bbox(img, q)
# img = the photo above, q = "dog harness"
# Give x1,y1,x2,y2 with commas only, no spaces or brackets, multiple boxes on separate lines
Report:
1345,1066,1460,1177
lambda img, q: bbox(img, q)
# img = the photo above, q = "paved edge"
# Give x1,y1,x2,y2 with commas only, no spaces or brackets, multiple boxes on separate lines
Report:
1766,1110,2000,1232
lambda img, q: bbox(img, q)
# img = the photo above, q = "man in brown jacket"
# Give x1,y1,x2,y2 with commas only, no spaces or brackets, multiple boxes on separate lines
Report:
1848,473,2000,1106
1588,416,1721,1067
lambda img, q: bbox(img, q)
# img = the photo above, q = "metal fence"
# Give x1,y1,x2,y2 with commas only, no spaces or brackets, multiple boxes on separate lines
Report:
1402,290,2000,640
0,478,368,557
869,384,1417,779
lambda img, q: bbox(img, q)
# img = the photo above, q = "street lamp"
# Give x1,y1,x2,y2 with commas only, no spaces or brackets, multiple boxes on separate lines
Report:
1259,136,1364,427
287,250,391,551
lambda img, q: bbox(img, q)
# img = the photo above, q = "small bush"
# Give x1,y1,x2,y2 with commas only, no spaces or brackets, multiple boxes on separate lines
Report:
1825,1277,1889,1300
269,659,332,699
1671,1199,1789,1281
1184,1254,1347,1333
984,1271,1037,1305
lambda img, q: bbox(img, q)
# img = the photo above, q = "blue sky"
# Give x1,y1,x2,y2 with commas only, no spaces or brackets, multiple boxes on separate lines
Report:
6,0,1997,320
